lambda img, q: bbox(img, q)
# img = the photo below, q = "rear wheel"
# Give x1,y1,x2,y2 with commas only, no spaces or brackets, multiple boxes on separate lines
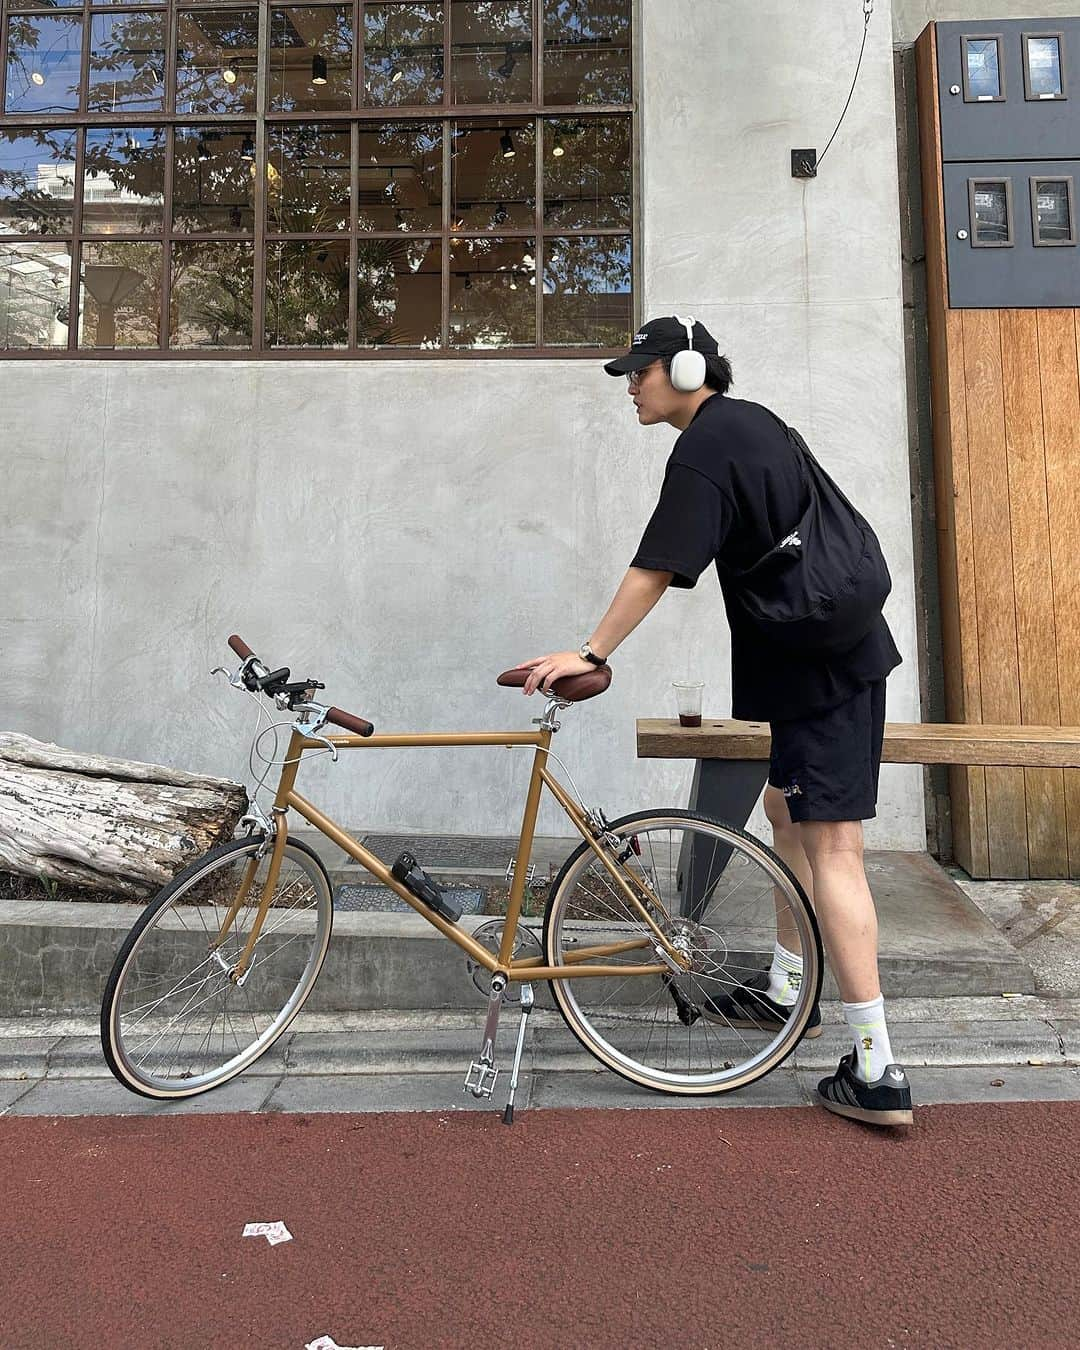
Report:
542,809,822,1094
101,835,333,1099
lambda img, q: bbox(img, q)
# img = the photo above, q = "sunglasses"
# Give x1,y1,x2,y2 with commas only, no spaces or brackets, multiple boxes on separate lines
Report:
624,361,659,389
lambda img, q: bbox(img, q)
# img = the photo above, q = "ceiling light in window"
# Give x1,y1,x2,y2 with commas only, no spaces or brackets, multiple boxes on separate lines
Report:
31,70,45,86
497,44,516,78
492,201,509,225
432,51,443,79
500,130,515,159
509,276,517,290
240,134,256,161
451,214,465,231
196,139,212,162
552,135,565,158
311,53,328,85
522,251,534,267
222,58,238,85
390,64,404,83
463,273,472,290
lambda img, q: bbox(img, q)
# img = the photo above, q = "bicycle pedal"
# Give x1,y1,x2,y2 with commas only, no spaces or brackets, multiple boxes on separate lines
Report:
464,1061,500,1099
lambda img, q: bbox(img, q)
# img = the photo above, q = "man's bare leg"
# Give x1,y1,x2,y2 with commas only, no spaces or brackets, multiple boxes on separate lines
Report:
763,784,814,954
797,819,880,1004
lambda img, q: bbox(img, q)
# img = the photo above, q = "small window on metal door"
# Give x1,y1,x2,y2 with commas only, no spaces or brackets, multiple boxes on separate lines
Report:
968,178,1014,246
962,35,1006,102
1023,33,1066,101
1031,177,1076,246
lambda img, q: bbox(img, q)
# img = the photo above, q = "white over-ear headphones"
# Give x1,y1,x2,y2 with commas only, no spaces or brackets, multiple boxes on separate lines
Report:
668,315,707,393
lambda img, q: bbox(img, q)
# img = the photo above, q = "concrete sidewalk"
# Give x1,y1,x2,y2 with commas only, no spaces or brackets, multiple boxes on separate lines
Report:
3,995,1079,1117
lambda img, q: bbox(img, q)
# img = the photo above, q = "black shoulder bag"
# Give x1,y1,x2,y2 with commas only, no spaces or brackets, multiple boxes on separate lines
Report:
719,422,892,655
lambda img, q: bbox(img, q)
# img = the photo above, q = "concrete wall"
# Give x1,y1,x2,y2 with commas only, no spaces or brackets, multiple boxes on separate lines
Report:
0,0,925,848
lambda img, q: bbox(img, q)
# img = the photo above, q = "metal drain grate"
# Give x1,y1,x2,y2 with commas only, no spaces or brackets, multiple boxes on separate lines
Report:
334,883,484,915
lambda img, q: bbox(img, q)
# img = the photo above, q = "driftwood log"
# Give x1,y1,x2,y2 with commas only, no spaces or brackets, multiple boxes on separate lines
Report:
0,733,248,898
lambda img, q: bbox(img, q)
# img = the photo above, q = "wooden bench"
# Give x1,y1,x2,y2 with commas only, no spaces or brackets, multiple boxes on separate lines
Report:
636,720,1080,876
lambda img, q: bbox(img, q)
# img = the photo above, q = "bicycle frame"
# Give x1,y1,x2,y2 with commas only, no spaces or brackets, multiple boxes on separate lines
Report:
220,724,689,984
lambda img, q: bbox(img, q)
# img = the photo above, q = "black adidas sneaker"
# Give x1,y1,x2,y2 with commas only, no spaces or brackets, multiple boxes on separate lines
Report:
702,969,822,1039
817,1049,913,1126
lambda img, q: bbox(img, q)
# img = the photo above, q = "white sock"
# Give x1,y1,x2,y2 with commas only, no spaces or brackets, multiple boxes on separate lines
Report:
766,942,803,1008
843,995,894,1082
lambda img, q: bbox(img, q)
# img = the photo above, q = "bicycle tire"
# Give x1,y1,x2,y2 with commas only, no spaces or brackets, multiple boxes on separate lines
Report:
542,808,822,1095
101,834,333,1099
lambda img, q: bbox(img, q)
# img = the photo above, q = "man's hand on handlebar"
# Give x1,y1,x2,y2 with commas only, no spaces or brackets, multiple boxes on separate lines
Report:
514,651,595,696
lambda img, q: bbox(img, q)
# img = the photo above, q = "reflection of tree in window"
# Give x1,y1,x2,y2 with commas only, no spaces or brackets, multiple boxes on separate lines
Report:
4,14,83,114
1,129,77,234
88,12,166,113
543,235,629,346
176,10,259,116
0,242,71,348
543,0,630,105
365,3,443,106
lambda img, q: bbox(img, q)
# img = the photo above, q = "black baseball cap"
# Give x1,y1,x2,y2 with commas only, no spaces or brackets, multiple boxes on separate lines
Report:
604,316,720,376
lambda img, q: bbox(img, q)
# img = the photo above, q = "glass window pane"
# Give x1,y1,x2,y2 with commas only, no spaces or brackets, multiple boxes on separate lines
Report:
965,37,1002,100
88,12,166,113
357,236,440,346
543,0,630,106
77,240,162,348
1027,36,1064,98
268,123,350,233
0,240,71,348
176,8,259,115
83,127,165,234
173,125,256,232
449,235,533,346
170,239,253,347
542,234,630,346
972,180,1010,244
543,116,629,229
269,6,352,113
266,239,348,346
1034,179,1073,242
363,3,443,107
1,129,77,235
452,0,531,105
452,120,534,230
8,0,82,10
4,14,83,114
358,122,441,232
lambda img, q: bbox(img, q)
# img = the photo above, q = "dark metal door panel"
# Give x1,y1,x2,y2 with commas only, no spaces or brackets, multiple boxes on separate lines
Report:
937,19,1079,162
944,160,1080,308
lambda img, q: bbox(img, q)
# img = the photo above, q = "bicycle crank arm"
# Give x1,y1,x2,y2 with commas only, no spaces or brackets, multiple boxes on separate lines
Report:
465,972,506,1099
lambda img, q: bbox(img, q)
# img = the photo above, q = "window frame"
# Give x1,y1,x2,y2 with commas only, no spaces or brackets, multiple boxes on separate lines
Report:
1022,31,1067,103
960,32,1006,103
1030,174,1077,247
0,0,636,358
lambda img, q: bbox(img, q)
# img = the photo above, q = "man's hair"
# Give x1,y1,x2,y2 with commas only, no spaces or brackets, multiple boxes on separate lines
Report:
661,352,734,394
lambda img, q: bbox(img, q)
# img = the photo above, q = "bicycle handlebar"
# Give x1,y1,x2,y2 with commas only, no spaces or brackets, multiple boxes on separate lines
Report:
326,707,375,738
228,634,255,661
226,635,375,736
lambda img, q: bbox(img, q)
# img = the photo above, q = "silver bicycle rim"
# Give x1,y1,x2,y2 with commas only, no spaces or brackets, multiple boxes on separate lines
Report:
108,842,332,1097
545,815,819,1094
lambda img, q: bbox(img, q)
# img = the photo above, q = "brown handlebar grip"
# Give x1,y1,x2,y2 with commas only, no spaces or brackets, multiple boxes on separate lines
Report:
327,707,375,737
228,634,255,661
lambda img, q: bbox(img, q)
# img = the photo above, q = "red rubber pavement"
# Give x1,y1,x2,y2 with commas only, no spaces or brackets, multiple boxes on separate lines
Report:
2,1101,1078,1350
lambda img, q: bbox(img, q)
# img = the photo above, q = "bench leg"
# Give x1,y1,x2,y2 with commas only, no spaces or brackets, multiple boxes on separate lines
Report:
679,760,769,921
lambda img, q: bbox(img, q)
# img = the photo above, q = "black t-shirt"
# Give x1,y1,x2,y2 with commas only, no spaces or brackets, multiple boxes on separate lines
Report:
630,393,902,722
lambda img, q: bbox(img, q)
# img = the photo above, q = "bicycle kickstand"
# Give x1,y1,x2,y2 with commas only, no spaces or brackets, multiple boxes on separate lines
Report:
502,983,534,1126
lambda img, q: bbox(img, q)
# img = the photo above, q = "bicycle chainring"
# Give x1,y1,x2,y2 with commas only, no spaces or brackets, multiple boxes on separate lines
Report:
465,919,544,1004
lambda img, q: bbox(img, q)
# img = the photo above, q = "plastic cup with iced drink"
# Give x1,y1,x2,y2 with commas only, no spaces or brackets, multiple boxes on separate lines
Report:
672,681,704,728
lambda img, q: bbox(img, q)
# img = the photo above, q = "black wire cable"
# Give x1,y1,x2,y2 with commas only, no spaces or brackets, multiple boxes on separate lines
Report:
817,0,874,169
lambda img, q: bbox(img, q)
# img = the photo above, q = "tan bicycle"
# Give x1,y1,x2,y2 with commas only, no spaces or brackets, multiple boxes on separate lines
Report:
101,635,822,1119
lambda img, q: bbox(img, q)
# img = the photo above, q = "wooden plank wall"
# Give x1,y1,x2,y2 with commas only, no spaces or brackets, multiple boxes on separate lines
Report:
916,26,1080,878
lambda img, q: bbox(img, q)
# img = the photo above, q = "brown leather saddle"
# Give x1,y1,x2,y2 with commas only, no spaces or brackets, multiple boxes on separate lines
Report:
497,665,612,702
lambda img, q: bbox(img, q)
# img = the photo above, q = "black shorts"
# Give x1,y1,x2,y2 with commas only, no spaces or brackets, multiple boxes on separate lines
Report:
767,679,887,823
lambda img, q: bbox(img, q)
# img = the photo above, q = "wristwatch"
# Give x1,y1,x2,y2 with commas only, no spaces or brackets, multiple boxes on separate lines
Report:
579,642,607,667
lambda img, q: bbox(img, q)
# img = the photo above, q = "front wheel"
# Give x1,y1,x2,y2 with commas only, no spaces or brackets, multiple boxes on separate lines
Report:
542,809,822,1095
101,835,333,1099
